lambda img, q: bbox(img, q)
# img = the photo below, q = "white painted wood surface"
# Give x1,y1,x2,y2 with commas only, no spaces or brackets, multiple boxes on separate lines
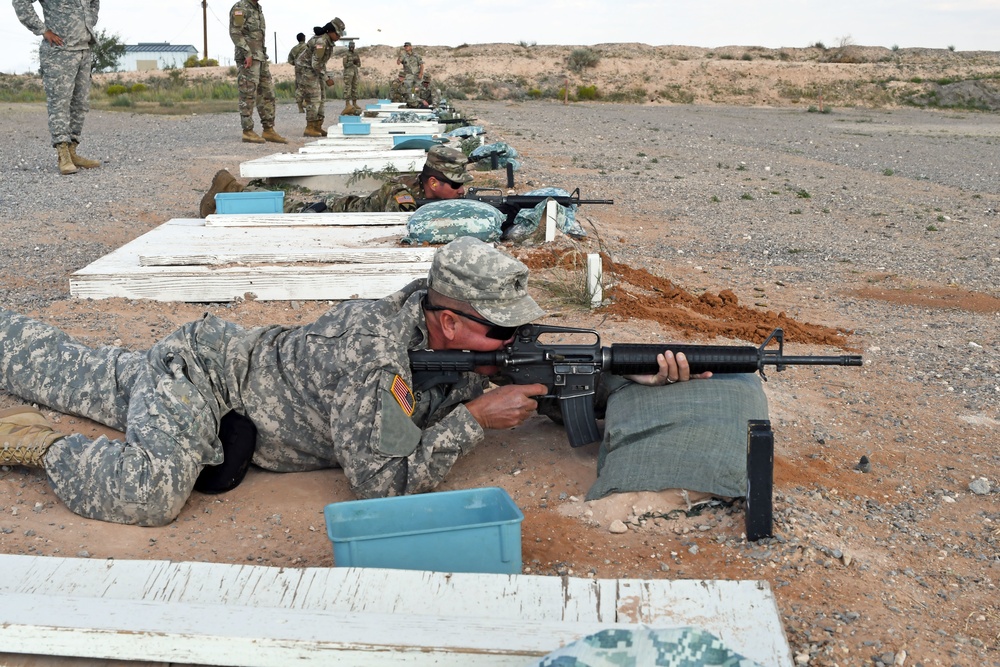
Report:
205,212,411,227
0,555,793,667
240,150,426,179
70,218,430,302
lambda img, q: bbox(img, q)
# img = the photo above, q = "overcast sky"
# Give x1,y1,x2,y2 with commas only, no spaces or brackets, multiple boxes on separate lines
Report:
2,0,997,74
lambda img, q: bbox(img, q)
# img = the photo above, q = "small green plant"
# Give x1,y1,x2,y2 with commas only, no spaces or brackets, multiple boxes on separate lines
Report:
576,85,599,101
736,164,748,171
106,84,128,96
790,209,803,214
947,45,956,52
710,195,721,203
891,44,900,52
109,95,133,107
926,224,939,231
796,189,811,198
129,83,147,93
741,193,754,200
567,48,600,73
883,168,895,176
936,215,946,222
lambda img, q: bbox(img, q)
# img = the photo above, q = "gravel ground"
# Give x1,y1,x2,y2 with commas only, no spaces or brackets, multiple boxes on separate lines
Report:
1,99,999,666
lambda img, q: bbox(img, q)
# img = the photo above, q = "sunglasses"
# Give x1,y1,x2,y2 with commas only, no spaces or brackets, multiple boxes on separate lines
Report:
422,296,517,340
435,176,465,190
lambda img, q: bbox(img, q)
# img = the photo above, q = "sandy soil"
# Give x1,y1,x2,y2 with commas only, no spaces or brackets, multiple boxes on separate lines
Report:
2,45,1000,666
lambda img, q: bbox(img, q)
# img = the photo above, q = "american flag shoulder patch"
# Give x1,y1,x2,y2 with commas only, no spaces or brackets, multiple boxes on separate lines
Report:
394,193,415,205
390,374,415,416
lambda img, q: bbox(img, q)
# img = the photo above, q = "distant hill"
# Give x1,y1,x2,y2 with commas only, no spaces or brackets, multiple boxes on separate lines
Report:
97,43,1000,111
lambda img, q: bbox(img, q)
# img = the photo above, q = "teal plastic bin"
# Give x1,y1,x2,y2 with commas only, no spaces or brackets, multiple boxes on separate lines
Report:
342,123,371,135
339,115,363,124
214,190,284,214
377,98,390,104
324,487,523,574
392,134,432,146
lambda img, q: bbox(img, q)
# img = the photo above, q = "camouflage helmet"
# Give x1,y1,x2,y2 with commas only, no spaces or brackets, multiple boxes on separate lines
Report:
424,145,473,185
427,237,544,327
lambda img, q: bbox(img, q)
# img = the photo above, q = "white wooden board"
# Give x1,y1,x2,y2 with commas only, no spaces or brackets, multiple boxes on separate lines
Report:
70,217,430,302
240,150,426,179
0,555,793,667
336,121,444,134
205,212,411,227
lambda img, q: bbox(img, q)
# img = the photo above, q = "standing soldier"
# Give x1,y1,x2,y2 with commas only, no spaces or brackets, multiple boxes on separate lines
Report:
295,19,345,138
287,32,307,113
396,41,424,101
13,0,101,175
229,0,287,144
342,41,362,115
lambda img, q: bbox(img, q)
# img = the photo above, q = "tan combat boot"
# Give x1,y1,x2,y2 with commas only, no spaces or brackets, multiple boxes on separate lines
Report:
261,125,288,144
316,116,328,137
56,143,77,175
199,169,245,217
303,120,324,138
0,406,64,469
341,102,352,116
68,142,101,168
242,129,265,144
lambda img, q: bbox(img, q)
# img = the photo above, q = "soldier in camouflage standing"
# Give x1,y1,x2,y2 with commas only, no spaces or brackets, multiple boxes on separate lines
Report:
199,145,472,217
286,32,307,113
295,19,345,138
229,0,287,144
396,41,424,101
342,41,362,115
13,0,101,175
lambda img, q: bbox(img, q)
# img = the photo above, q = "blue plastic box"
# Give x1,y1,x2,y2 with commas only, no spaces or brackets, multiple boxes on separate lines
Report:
377,98,390,104
393,134,432,146
365,103,381,111
324,487,523,574
214,190,284,214
339,114,363,124
342,123,371,135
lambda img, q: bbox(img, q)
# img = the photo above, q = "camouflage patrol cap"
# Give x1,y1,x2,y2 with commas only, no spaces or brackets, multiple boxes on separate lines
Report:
428,237,545,327
424,145,473,184
323,17,345,35
404,41,412,47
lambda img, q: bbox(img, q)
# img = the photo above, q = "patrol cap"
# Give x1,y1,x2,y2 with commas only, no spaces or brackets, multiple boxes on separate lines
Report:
424,145,473,185
404,41,412,47
428,237,545,327
321,17,345,35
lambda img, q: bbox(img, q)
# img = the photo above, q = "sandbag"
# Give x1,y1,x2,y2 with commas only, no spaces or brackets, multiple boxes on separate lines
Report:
504,187,588,241
587,373,769,501
401,199,504,245
470,141,520,171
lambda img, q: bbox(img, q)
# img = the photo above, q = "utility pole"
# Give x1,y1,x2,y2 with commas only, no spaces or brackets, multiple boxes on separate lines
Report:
202,0,208,60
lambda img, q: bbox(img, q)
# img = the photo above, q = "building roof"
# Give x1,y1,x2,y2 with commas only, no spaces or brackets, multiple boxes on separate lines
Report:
125,43,198,54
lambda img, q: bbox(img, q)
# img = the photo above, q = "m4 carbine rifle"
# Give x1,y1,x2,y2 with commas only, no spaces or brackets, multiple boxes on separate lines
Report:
409,324,863,447
415,187,614,232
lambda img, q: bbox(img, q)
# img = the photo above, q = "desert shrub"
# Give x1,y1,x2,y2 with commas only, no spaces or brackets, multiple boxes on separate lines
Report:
527,88,543,98
227,66,238,76
109,94,132,107
576,85,599,100
567,48,600,73
657,84,695,104
129,83,147,93
606,87,646,103
184,55,199,68
106,84,128,96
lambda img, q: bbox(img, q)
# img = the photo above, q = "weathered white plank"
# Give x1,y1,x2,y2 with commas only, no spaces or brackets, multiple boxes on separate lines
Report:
205,212,411,227
69,218,430,302
240,151,426,178
0,555,793,667
70,263,430,302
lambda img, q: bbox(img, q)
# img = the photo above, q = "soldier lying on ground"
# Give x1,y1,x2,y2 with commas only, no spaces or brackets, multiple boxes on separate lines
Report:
0,237,699,526
199,145,472,216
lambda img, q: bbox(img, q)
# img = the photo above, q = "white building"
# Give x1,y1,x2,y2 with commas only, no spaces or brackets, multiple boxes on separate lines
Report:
120,43,200,71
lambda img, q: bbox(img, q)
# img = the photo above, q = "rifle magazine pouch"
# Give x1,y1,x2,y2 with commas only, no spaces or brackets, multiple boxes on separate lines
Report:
586,374,768,501
195,411,258,494
402,200,503,245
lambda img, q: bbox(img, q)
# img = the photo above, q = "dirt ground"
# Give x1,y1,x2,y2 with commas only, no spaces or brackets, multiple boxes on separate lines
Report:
2,49,1000,666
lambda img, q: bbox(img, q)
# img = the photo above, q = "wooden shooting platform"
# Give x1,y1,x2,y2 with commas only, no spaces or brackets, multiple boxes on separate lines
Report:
0,554,793,666
69,214,432,302
239,149,427,192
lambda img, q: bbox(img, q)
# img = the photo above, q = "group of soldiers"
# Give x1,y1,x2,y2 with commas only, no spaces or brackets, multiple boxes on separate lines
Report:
230,0,440,143
391,42,439,109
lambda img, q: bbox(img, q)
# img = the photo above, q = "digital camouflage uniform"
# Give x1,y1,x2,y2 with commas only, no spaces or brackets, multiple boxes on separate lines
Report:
287,40,308,109
295,32,338,123
229,0,275,132
13,0,99,147
0,280,489,526
342,45,361,103
398,49,423,94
